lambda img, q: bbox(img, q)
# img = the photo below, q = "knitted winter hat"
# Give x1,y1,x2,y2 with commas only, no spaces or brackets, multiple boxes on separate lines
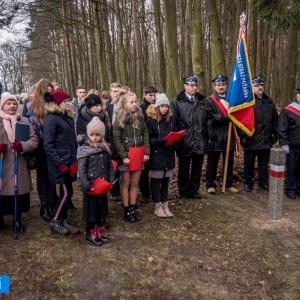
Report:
0,93,18,109
155,93,170,108
85,94,102,109
51,90,70,105
87,116,105,137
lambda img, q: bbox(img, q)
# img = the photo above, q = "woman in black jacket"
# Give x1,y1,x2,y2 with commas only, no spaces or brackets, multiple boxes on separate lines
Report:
146,93,176,218
43,90,78,235
77,117,114,246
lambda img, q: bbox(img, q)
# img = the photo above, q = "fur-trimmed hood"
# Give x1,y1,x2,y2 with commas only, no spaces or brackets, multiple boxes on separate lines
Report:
146,104,172,121
45,102,74,118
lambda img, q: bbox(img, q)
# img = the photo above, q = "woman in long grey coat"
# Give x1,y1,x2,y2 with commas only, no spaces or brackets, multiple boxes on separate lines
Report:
0,93,38,232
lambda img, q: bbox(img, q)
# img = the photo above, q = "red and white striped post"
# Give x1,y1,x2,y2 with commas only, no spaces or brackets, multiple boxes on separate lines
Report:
269,148,286,220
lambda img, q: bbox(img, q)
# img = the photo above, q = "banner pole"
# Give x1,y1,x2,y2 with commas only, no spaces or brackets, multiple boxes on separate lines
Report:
222,122,232,193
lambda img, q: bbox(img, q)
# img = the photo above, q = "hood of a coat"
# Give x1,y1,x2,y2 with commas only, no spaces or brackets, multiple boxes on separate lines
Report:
45,102,74,118
145,104,157,120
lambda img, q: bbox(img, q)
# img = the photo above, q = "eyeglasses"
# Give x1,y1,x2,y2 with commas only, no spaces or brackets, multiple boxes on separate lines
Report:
63,100,71,104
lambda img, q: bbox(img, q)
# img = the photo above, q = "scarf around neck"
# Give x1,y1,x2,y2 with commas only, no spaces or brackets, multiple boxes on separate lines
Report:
0,109,21,143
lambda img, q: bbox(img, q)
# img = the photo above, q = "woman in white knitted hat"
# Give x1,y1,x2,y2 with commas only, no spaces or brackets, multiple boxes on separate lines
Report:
146,93,176,217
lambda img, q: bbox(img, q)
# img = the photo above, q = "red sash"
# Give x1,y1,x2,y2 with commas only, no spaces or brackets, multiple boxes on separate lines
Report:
210,94,239,153
285,104,300,117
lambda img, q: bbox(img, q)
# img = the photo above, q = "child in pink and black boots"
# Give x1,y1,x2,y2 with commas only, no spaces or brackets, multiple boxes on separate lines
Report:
77,117,115,246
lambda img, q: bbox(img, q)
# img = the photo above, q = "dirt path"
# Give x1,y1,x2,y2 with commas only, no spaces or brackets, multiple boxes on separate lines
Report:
1,182,300,299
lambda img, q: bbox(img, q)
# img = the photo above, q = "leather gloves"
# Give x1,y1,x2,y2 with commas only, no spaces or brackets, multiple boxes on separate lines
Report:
58,164,69,174
11,141,23,152
0,143,8,152
221,116,230,123
157,139,167,146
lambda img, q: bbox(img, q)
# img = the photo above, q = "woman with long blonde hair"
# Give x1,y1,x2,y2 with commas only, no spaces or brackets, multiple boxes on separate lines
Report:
113,92,150,222
24,78,55,222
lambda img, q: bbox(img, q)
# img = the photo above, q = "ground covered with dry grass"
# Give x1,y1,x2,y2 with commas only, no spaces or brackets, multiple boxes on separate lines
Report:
1,164,300,300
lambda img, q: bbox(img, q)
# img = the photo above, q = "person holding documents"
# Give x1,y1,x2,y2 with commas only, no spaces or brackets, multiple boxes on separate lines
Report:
170,75,208,205
206,75,239,194
146,93,175,217
0,93,38,232
113,92,150,222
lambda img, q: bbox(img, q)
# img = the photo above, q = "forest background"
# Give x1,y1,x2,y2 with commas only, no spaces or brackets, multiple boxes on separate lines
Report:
0,0,300,106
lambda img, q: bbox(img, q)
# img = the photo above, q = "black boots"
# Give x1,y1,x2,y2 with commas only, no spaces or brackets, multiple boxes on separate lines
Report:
13,217,25,233
86,227,104,246
129,205,140,221
124,206,135,222
40,203,53,221
124,205,140,222
50,219,69,235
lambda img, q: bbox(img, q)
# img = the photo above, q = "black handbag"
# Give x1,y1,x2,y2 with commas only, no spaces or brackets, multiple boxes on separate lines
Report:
25,153,39,170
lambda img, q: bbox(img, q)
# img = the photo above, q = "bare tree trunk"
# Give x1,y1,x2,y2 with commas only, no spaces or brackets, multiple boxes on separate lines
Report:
208,0,226,77
162,0,181,98
152,0,166,91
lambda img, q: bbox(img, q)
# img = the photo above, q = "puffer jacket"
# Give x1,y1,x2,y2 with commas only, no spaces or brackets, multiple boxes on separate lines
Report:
145,105,176,171
207,92,235,151
278,102,300,153
238,93,278,150
77,141,115,193
113,108,150,165
170,90,208,157
43,103,77,184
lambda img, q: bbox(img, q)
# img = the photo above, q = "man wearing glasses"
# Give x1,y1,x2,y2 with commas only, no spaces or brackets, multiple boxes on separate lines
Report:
170,75,208,205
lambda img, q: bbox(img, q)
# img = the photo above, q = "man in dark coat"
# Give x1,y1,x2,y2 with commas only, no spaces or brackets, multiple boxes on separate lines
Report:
277,87,300,199
238,76,278,192
139,85,157,203
170,75,208,205
206,75,239,194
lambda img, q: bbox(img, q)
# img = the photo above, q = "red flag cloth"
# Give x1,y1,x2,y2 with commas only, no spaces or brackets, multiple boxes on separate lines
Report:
87,177,113,196
69,161,78,177
128,146,145,171
111,160,118,173
163,130,186,145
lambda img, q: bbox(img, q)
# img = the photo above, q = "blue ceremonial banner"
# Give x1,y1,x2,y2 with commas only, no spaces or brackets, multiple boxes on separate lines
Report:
227,14,255,137
0,275,10,293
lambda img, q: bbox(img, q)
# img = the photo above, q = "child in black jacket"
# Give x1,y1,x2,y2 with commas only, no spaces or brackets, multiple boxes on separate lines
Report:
77,117,115,246
146,93,176,218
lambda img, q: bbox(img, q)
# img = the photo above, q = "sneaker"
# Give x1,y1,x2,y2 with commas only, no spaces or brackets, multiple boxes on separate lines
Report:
226,187,239,193
50,219,69,235
207,187,216,194
62,218,79,234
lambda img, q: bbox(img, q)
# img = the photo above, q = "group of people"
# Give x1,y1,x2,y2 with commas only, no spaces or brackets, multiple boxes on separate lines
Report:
0,74,299,246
